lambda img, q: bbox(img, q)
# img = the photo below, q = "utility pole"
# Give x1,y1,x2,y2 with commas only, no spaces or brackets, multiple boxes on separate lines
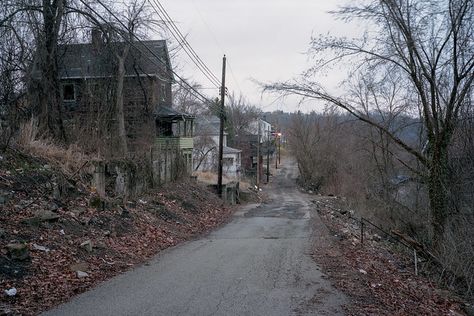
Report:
275,133,278,170
217,55,226,197
278,133,281,164
266,130,270,183
256,118,260,190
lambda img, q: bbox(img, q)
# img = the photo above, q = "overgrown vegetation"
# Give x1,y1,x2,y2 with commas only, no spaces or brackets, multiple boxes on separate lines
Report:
265,0,474,299
285,109,474,299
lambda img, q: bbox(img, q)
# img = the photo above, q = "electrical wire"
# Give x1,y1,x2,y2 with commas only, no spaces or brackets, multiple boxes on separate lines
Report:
81,0,224,115
148,0,221,89
151,0,221,85
188,1,246,100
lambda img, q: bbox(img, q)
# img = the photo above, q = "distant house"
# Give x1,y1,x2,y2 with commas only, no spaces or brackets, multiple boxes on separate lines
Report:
194,115,241,179
229,118,274,179
248,118,272,143
229,131,258,175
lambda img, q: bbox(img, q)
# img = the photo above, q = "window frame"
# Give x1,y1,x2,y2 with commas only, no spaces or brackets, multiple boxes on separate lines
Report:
160,83,166,102
62,83,76,102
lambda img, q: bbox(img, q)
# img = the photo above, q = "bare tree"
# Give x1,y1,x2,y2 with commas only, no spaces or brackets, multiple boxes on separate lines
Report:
173,80,205,115
25,0,68,141
225,92,261,143
265,0,474,250
83,0,164,157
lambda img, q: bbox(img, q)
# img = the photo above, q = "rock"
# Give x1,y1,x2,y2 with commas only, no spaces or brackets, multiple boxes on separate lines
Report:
80,240,93,252
77,271,89,278
38,210,60,221
6,243,29,260
21,216,41,226
80,217,91,225
4,288,17,297
43,164,51,170
71,207,86,216
359,269,368,275
32,244,50,252
48,202,59,211
52,184,61,200
94,242,107,250
22,210,60,226
70,262,89,272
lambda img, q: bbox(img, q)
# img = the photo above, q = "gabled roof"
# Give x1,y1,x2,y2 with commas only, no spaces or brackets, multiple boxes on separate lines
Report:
223,146,241,154
57,40,173,81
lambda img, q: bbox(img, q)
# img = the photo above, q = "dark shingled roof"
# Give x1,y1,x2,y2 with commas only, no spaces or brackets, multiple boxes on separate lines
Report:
154,105,194,120
57,40,173,80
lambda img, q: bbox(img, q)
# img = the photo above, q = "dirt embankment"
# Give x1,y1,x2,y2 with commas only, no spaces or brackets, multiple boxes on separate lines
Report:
310,196,470,316
0,150,233,315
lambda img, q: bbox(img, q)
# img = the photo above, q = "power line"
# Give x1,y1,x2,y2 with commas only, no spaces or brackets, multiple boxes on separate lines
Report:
152,0,221,85
187,1,245,98
227,60,243,95
148,0,221,89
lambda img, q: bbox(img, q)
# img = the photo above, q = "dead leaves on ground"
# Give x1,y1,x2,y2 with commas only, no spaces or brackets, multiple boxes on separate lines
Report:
1,152,232,315
312,198,468,316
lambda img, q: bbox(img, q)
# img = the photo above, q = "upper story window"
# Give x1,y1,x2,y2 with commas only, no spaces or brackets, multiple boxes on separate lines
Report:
161,83,166,102
63,83,76,101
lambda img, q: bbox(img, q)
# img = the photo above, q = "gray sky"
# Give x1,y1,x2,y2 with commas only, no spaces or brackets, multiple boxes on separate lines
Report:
160,0,358,112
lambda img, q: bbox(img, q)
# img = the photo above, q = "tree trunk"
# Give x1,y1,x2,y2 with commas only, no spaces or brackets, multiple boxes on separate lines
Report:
34,0,66,141
427,146,450,251
115,50,129,157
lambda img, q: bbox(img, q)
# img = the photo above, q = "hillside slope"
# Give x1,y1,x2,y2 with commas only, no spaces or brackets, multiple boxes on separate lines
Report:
0,149,232,315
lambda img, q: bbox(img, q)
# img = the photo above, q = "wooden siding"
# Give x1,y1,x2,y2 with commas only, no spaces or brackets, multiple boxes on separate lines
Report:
155,137,194,150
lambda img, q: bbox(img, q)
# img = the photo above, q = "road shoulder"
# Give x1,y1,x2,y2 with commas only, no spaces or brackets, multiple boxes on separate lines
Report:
309,196,467,315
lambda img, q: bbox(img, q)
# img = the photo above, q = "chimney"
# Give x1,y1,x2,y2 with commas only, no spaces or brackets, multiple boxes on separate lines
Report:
91,28,102,49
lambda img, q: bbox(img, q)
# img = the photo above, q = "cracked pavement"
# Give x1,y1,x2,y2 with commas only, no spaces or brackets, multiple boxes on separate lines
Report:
43,159,346,316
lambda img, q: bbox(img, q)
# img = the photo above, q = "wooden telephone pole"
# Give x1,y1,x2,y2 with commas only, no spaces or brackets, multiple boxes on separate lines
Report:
266,130,270,183
217,55,226,197
256,118,261,190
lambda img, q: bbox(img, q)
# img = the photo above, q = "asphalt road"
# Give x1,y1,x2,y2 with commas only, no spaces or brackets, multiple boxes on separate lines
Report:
44,160,346,316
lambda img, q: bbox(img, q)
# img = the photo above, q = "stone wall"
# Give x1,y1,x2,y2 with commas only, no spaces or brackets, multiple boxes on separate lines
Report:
92,145,186,198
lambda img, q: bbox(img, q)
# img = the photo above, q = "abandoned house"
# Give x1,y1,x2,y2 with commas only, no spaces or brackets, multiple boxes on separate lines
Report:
30,30,196,186
44,29,194,164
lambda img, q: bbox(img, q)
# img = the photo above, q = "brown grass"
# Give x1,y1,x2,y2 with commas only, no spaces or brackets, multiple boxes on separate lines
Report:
16,119,92,176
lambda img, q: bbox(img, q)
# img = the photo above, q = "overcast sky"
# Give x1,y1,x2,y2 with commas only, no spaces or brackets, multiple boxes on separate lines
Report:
160,0,359,112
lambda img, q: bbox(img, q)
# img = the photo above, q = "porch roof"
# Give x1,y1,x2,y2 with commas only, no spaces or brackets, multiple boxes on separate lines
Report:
154,105,194,121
